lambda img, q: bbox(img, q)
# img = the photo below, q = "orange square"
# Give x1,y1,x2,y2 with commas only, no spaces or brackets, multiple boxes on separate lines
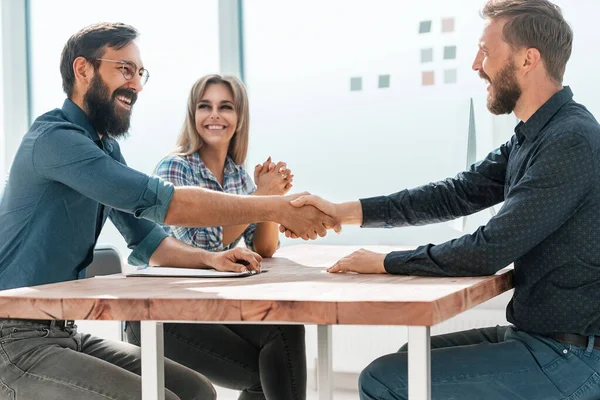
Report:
422,71,435,86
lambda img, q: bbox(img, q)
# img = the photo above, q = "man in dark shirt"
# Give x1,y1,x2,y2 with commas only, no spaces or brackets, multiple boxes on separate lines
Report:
285,1,600,399
0,23,338,399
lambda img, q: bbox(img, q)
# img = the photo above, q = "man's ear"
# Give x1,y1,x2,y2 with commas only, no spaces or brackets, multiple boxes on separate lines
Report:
522,47,541,72
73,56,93,86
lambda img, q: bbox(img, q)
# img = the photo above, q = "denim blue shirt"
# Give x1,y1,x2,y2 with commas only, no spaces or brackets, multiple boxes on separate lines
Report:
0,99,174,290
360,87,600,336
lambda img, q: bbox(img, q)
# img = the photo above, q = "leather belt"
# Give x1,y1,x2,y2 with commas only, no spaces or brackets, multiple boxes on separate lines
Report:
23,319,76,329
547,333,600,350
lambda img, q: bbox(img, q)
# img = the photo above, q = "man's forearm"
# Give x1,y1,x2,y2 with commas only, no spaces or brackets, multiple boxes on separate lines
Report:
166,188,338,239
165,187,280,228
337,201,363,225
149,237,215,269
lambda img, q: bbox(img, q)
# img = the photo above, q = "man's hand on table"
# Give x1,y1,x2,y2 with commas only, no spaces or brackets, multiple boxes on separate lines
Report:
274,193,341,240
207,247,263,273
326,249,387,274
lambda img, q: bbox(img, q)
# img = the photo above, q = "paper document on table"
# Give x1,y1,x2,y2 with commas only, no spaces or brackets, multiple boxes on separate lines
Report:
125,267,265,278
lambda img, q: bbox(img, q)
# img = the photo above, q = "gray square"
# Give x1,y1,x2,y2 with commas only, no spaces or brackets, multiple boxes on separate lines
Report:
419,20,432,34
444,45,457,60
444,69,457,84
378,75,390,88
421,48,433,63
350,77,362,91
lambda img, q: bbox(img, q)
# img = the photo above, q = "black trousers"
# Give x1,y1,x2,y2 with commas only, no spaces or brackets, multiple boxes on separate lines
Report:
126,322,306,400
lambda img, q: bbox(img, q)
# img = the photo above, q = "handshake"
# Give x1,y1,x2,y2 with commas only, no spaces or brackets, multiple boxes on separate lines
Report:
269,193,386,274
252,157,362,241
252,157,351,240
272,193,357,240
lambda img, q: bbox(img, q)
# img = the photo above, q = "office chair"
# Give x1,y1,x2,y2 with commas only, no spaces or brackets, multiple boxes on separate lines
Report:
85,244,124,341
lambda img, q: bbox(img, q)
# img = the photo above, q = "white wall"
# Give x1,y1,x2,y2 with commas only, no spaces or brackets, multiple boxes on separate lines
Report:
0,3,4,182
557,0,600,116
243,0,504,249
1,0,29,188
243,0,600,248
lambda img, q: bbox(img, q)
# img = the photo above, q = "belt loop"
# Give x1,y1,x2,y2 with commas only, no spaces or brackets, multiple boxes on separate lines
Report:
586,335,595,355
49,320,56,329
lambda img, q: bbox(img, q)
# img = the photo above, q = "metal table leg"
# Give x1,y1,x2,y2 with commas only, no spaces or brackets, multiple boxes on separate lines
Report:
141,321,165,400
408,326,431,400
317,325,333,400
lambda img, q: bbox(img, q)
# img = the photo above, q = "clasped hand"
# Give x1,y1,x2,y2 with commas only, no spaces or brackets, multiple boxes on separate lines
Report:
254,156,293,196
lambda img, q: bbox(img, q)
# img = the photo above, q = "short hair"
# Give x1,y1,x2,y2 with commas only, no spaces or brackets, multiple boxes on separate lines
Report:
173,75,250,165
482,0,573,84
60,22,139,97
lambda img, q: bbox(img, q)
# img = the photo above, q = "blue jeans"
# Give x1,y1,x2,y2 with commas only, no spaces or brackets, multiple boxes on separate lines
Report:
359,326,600,400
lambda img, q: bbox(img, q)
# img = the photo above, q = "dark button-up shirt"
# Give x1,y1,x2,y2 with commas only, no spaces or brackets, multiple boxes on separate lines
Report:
0,99,174,290
360,87,600,336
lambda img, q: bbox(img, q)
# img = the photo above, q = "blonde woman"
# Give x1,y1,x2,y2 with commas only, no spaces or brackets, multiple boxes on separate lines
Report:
126,75,306,400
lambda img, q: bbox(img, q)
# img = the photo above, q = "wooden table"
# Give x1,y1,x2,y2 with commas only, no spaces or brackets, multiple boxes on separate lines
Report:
0,245,513,400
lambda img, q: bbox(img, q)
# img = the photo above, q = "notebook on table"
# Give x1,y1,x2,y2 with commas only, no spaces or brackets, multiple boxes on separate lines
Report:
125,267,265,278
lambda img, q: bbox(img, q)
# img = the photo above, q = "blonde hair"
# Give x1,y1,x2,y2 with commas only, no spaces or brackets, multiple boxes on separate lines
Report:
172,74,249,165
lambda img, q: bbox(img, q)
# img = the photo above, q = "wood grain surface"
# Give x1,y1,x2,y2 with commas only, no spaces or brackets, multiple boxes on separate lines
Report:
0,245,513,326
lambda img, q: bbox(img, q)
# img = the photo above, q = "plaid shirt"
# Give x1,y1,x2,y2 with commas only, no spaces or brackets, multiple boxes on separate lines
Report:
155,152,256,252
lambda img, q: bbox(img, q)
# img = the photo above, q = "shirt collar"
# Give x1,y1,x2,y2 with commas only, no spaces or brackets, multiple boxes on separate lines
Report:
514,86,573,143
61,99,114,153
195,153,239,182
223,156,237,175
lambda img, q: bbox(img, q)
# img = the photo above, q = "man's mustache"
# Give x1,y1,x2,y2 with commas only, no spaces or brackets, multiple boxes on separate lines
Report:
479,70,491,84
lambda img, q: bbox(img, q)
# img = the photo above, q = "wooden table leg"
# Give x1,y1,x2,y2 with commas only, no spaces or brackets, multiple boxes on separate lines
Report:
408,326,431,400
141,321,165,400
317,324,333,400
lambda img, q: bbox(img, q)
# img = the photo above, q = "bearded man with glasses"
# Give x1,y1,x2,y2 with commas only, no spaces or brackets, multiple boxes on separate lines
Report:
0,22,339,400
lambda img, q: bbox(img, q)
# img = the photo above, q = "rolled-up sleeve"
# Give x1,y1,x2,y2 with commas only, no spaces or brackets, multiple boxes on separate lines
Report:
109,207,169,265
32,128,174,223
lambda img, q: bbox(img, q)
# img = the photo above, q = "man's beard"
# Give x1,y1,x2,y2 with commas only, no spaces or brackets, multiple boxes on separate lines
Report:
83,74,137,139
480,62,522,115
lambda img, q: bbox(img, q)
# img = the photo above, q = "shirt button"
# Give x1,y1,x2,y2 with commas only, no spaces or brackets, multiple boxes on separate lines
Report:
563,349,568,354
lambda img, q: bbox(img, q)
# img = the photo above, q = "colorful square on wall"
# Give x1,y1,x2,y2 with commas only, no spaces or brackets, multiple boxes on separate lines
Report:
350,77,362,91
421,48,433,63
444,45,457,60
442,18,455,33
422,71,434,86
444,69,457,84
419,20,432,34
378,75,391,88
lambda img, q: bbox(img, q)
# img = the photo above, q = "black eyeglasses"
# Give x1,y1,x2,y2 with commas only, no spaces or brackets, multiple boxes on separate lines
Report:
94,58,150,86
